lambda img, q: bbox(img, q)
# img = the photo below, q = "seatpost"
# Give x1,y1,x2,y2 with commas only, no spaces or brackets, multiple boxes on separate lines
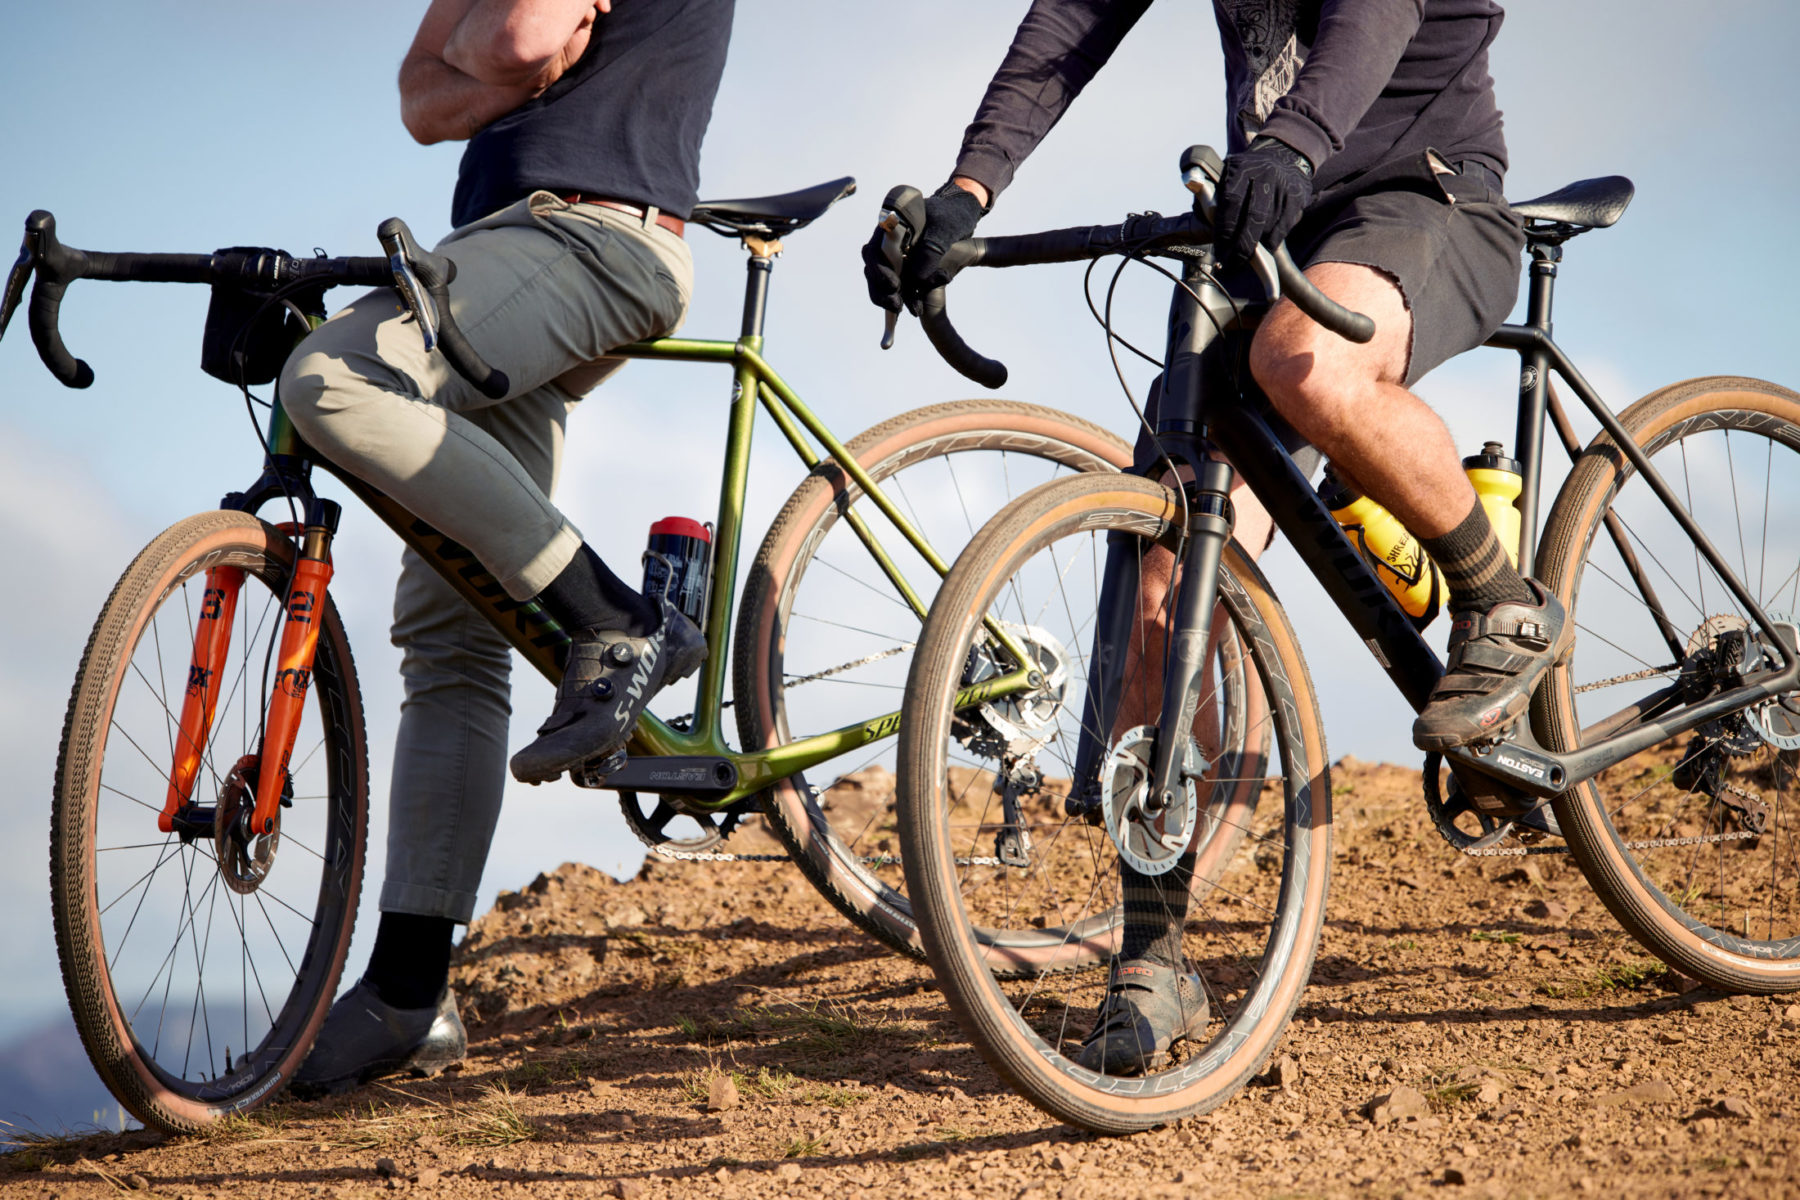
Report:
1513,241,1561,574
740,234,781,340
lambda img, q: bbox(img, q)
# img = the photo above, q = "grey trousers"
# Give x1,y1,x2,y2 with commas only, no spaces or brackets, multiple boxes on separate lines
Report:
280,193,692,922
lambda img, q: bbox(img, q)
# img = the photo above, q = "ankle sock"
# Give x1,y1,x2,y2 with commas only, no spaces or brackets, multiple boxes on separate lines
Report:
536,543,658,638
1421,501,1533,613
1118,851,1196,968
363,912,455,1010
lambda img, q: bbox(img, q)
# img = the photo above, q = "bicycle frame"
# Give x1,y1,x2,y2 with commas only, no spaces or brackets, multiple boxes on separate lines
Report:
200,244,1037,821
1108,233,1800,809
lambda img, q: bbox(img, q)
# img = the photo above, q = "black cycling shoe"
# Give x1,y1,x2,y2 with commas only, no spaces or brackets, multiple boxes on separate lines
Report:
1412,579,1574,751
289,981,465,1099
510,599,707,784
1075,958,1211,1076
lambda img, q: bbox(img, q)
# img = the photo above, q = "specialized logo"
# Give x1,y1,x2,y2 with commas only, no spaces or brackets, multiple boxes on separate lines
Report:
613,633,663,724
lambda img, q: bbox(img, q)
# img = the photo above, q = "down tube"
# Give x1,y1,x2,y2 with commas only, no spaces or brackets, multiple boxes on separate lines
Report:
1209,405,1444,711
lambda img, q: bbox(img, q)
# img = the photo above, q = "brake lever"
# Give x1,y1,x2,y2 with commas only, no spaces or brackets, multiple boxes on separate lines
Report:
1,235,34,341
379,228,438,352
877,209,903,350
1183,159,1282,301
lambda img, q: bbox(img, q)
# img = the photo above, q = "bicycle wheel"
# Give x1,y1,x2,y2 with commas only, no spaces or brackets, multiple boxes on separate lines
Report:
1537,376,1800,993
897,472,1330,1132
52,510,368,1131
735,399,1269,960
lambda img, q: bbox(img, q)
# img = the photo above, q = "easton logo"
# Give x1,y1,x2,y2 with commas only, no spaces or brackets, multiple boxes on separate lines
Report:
1496,752,1545,780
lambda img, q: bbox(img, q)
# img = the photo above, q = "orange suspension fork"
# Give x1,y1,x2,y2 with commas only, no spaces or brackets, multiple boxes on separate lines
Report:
249,504,338,837
158,565,246,832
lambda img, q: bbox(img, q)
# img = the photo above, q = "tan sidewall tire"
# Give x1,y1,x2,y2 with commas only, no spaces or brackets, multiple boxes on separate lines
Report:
51,511,368,1131
1536,376,1800,993
897,473,1332,1131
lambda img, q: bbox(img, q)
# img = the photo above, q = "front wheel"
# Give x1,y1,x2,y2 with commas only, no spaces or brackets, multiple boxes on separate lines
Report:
897,472,1330,1132
1537,376,1800,993
52,511,368,1131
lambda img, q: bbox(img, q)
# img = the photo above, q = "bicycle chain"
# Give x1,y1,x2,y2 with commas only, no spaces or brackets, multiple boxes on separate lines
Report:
1573,664,1678,694
633,780,1003,867
1453,783,1766,857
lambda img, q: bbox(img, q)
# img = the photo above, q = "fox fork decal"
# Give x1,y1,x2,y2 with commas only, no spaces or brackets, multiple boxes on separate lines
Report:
157,565,245,832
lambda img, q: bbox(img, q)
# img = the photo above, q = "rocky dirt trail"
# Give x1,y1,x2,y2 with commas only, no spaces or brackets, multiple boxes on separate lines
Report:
5,759,1798,1199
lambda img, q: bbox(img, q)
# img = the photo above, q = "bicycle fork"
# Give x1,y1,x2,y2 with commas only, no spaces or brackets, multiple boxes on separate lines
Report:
1067,459,1237,818
157,500,340,838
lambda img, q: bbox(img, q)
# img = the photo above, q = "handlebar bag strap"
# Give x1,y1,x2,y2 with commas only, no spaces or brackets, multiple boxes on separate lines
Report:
200,247,328,385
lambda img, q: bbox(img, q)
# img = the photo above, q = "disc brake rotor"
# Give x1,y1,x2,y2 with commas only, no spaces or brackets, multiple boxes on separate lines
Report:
1747,611,1800,750
215,754,279,895
960,622,1071,759
1099,725,1201,876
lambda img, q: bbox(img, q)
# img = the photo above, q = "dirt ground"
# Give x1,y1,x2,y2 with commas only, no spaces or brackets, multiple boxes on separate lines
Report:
5,757,1798,1199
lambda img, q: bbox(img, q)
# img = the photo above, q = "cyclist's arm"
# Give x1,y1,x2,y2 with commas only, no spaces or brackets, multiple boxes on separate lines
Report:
951,0,1154,205
399,0,606,145
1251,0,1422,175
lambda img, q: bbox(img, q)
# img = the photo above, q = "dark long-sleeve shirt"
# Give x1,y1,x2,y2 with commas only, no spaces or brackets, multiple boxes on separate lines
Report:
952,0,1508,202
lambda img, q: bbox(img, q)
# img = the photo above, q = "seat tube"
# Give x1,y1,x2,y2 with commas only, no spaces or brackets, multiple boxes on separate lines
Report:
1513,242,1560,575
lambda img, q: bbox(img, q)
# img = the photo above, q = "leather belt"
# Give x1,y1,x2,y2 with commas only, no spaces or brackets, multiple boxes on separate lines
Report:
559,193,685,238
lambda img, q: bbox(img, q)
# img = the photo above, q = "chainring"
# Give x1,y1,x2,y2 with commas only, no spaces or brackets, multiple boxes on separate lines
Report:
1099,725,1201,876
619,791,754,853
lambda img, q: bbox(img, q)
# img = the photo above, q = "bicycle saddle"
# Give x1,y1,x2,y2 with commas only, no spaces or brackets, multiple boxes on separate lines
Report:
1509,175,1635,237
690,177,857,238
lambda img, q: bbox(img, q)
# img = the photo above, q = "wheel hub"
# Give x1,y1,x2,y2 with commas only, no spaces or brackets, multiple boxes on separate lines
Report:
1099,725,1201,876
959,622,1072,759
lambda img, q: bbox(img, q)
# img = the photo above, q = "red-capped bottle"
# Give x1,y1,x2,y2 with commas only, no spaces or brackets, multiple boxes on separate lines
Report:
642,516,712,627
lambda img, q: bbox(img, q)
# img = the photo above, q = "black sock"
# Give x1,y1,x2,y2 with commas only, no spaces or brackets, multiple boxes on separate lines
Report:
1118,851,1195,968
363,912,455,1010
536,543,658,638
1421,501,1533,613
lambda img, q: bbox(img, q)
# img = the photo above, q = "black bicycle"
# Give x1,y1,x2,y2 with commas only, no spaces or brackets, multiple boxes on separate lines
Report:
890,145,1800,1131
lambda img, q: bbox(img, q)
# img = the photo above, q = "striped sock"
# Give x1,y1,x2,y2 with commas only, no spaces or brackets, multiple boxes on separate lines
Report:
1118,851,1196,968
1421,501,1533,613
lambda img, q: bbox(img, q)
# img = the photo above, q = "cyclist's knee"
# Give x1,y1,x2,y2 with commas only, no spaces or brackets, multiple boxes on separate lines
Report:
1249,324,1361,433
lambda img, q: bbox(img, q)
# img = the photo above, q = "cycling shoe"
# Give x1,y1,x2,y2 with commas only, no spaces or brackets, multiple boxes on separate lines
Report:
1075,958,1211,1076
290,981,465,1098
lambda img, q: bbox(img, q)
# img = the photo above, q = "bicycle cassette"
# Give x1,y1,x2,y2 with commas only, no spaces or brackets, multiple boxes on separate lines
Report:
1099,725,1202,876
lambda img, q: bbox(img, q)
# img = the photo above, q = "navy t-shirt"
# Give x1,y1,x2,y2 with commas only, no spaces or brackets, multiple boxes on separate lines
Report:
451,0,736,228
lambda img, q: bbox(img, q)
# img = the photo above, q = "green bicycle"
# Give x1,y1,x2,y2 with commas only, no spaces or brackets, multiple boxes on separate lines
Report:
4,178,1282,1131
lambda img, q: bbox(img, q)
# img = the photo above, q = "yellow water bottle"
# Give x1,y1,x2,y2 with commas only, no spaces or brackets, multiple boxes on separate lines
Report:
1463,441,1523,568
1318,466,1445,628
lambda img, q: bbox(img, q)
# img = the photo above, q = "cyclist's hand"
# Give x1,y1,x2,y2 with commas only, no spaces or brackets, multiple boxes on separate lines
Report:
1215,138,1314,267
862,181,987,316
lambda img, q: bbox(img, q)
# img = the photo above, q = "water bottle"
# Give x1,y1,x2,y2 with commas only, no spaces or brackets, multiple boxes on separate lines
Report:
641,516,712,627
1463,441,1523,568
1318,466,1445,628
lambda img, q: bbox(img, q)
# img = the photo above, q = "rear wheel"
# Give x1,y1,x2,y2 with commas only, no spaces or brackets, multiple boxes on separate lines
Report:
897,472,1330,1132
734,400,1269,960
52,511,368,1131
1537,377,1800,993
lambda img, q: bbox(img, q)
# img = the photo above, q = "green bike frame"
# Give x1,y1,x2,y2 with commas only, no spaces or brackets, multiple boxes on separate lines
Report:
264,250,1033,812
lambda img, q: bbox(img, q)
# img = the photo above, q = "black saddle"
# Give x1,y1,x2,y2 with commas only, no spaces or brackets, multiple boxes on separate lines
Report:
690,177,857,239
1509,175,1635,244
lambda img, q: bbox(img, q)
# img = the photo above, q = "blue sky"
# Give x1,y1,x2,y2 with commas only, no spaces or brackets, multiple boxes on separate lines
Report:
3,0,1798,1118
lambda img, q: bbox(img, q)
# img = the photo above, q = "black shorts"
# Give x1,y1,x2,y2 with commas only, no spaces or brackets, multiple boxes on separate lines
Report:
1132,148,1525,476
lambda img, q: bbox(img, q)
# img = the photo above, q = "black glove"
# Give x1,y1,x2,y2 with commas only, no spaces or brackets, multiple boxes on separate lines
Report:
1215,138,1314,267
861,182,987,316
